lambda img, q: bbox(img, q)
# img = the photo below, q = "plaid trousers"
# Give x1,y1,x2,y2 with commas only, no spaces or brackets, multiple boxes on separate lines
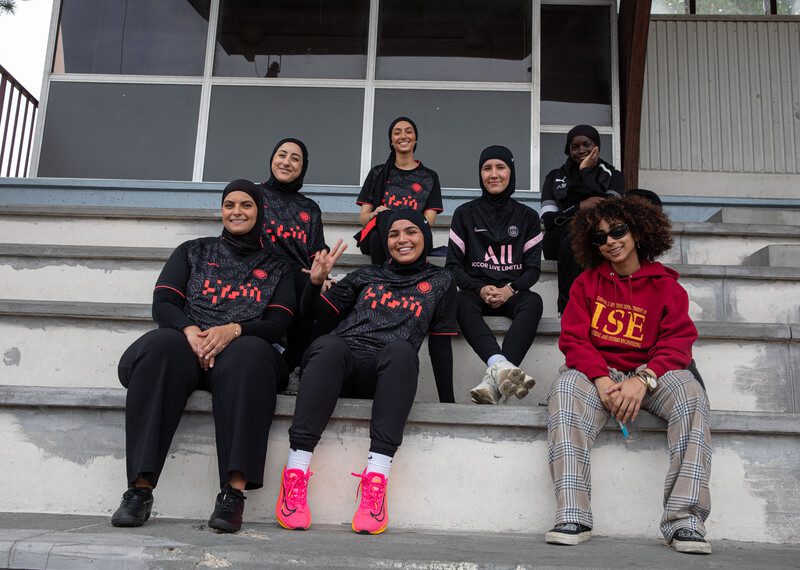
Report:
547,368,712,541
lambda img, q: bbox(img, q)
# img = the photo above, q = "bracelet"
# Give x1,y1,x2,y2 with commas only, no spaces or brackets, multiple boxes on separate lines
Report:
636,373,648,389
232,323,240,337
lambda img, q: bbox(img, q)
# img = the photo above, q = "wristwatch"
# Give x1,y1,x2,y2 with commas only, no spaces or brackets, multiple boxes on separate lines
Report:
636,370,657,392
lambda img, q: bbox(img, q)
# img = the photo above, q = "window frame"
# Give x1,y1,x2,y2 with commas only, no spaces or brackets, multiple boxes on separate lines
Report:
31,0,622,193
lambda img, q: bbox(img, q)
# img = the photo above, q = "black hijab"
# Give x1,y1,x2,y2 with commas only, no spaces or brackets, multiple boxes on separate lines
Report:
369,117,419,205
221,179,264,257
264,138,309,194
384,208,432,274
479,145,516,208
564,124,601,155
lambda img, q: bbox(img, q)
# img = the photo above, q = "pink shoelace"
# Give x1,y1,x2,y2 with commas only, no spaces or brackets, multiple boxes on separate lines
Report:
351,471,386,509
284,470,312,509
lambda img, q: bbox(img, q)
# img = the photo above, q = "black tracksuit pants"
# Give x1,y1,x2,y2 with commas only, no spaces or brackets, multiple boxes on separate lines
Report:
456,289,543,365
543,224,583,315
284,270,340,370
288,334,419,457
118,328,287,490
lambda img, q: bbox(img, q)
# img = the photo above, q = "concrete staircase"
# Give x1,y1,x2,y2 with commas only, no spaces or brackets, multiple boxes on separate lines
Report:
0,179,798,546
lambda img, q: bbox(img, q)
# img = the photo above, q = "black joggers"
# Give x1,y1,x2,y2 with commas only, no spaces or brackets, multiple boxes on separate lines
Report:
456,289,543,365
118,328,287,490
543,224,582,315
288,334,420,457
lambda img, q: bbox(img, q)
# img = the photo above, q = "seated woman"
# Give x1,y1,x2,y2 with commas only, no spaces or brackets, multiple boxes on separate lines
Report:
446,145,544,404
112,179,295,533
355,117,443,264
258,138,329,378
540,125,624,315
274,210,457,535
546,196,712,555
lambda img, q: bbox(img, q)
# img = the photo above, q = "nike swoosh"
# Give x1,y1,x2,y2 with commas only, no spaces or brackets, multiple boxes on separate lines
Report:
474,228,489,232
280,487,297,517
370,497,386,522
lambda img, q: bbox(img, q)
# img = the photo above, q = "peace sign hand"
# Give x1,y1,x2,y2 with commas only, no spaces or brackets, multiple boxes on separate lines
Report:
308,239,347,286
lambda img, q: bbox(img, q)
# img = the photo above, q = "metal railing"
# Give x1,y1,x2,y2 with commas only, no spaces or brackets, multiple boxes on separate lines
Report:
0,63,38,177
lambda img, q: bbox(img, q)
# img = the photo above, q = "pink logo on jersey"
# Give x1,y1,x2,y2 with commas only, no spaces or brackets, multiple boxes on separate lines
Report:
253,269,267,279
411,182,423,193
299,211,311,223
417,281,432,294
484,245,513,265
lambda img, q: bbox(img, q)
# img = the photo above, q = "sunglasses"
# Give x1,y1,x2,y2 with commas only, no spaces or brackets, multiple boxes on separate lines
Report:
591,224,630,246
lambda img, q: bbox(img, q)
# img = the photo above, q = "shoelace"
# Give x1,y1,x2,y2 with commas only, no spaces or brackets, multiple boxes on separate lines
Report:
351,471,385,509
284,471,312,508
218,489,245,511
121,488,151,508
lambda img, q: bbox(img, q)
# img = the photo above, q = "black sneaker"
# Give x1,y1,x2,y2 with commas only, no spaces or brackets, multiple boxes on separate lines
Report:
671,528,712,554
545,523,592,545
111,487,153,527
208,485,246,533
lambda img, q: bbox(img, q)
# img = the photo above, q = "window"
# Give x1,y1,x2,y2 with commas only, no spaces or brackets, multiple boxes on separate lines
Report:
53,0,210,75
376,0,532,82
373,89,531,189
540,5,612,126
203,86,364,185
39,83,201,180
213,0,370,79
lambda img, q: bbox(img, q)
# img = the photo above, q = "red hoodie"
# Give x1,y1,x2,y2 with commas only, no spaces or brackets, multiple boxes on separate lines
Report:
559,260,697,380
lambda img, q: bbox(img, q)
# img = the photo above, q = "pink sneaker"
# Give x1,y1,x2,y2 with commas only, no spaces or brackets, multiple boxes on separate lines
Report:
350,470,389,535
275,466,312,530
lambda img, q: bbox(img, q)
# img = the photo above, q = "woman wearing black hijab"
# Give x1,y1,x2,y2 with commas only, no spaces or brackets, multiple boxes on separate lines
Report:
258,138,329,377
355,117,444,264
112,179,296,533
540,125,625,315
446,146,544,405
274,209,458,535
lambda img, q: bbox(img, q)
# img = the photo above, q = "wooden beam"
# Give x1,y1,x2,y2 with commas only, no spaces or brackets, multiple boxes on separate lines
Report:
617,0,652,191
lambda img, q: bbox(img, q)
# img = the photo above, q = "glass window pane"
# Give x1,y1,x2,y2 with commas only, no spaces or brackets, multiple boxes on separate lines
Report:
373,89,531,190
203,86,364,185
539,132,614,191
212,0,369,79
53,0,210,75
777,1,800,15
39,83,200,180
376,0,532,82
695,0,765,14
651,1,688,14
540,5,612,125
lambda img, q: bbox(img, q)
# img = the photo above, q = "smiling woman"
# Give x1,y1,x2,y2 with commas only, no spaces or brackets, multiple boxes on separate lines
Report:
274,209,457,535
112,178,296,534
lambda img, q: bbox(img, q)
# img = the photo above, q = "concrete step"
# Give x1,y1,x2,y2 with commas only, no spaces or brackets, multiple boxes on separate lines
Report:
1,385,798,544
2,244,799,324
2,300,798,414
4,176,800,222
743,244,800,269
708,207,800,226
2,514,798,570
3,204,800,266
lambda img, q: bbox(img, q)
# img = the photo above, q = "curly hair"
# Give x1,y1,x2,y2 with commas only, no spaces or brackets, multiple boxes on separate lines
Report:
570,196,673,268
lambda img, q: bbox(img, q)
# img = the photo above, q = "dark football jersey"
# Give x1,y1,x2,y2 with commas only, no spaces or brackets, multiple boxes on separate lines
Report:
154,237,294,330
259,183,327,270
320,262,457,356
446,197,543,293
357,162,443,213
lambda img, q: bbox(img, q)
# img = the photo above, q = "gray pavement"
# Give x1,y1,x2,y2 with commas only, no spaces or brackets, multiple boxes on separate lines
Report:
0,513,797,569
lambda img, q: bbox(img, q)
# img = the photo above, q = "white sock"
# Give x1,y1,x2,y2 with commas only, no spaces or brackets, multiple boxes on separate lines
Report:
487,354,508,367
366,452,393,477
286,448,312,473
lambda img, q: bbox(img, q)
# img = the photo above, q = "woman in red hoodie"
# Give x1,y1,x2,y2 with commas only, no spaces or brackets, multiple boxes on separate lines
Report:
545,196,712,555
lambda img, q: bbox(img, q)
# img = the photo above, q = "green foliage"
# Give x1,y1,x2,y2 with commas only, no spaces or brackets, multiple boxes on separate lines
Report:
0,1,17,15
